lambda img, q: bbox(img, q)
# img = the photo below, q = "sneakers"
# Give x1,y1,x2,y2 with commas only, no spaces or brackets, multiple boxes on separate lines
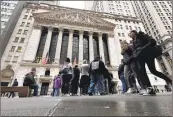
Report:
139,89,147,95
125,88,137,94
88,92,93,96
143,87,156,96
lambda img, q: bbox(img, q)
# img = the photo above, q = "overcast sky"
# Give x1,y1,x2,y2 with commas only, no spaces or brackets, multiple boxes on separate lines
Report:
60,1,85,9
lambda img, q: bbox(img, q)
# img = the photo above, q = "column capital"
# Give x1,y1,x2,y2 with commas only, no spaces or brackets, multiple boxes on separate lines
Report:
89,31,93,35
48,26,53,31
79,30,84,34
59,27,64,32
69,29,74,33
98,32,103,37
33,24,42,29
108,33,114,37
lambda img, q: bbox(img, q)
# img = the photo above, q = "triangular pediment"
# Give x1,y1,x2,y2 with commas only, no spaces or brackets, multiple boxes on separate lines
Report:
33,10,116,29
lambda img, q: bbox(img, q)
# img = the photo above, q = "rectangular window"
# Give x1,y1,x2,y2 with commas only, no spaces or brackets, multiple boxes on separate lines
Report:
14,37,19,42
6,55,12,62
23,30,28,35
122,33,125,37
29,16,32,20
10,46,16,52
17,29,22,34
138,27,141,31
129,26,132,30
26,23,30,27
23,15,28,19
26,9,30,13
16,46,22,52
12,56,18,63
118,33,121,36
20,38,25,43
20,22,25,27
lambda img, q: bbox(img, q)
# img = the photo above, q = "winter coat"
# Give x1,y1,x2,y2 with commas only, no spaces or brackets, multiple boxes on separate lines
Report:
54,76,62,88
121,44,134,65
23,73,36,86
132,31,156,59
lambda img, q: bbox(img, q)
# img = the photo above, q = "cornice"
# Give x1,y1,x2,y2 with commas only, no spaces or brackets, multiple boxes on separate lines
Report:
25,2,142,22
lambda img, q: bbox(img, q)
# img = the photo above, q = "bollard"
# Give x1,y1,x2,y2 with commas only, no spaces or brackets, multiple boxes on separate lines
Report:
14,92,19,98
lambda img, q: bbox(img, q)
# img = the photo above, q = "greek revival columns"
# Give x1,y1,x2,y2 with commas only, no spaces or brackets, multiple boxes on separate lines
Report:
42,27,53,60
23,24,42,61
67,29,74,60
55,28,63,64
79,30,84,64
89,31,94,63
98,32,105,63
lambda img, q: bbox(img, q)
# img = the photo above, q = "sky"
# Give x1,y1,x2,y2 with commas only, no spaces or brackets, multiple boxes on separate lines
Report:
60,1,85,9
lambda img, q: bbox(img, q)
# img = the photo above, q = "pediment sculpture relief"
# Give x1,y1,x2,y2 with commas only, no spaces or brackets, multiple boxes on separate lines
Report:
0,64,14,79
34,11,115,29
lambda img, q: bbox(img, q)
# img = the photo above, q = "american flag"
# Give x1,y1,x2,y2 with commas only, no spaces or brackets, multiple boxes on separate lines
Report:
42,52,49,64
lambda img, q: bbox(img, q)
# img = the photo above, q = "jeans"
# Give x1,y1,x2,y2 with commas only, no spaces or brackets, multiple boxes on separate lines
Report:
124,65,136,88
104,79,109,94
61,74,72,94
119,74,127,93
88,74,105,94
146,58,172,83
30,84,39,96
54,88,60,96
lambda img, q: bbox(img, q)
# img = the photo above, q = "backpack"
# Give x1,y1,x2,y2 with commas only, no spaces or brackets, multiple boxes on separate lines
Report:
91,61,100,72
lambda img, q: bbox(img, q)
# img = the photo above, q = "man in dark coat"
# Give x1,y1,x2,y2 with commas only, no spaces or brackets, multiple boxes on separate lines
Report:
88,56,106,96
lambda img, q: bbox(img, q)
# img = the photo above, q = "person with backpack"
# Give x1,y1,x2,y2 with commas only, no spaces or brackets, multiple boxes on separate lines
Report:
129,30,172,96
60,58,73,96
23,68,39,96
88,56,106,96
53,74,62,96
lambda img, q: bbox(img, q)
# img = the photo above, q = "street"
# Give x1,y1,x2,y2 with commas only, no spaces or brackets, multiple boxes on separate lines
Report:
1,93,172,116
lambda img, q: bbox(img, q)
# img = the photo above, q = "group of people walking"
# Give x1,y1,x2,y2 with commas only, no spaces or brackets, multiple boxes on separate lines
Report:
118,30,172,96
21,30,172,97
52,57,116,96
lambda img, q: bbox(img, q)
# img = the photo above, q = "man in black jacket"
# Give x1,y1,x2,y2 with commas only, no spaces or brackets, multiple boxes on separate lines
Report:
129,30,172,96
88,56,106,96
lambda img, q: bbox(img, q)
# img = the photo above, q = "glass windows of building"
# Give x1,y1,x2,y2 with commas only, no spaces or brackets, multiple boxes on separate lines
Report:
72,31,79,64
60,29,69,65
35,27,48,63
83,33,89,62
16,46,22,52
14,37,19,42
20,38,25,43
10,46,16,52
48,28,59,64
93,34,100,58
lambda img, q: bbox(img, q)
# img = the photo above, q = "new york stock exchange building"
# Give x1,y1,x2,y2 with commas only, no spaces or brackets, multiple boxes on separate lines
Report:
1,2,166,95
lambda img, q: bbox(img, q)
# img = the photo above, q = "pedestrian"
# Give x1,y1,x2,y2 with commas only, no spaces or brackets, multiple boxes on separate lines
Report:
129,30,172,95
88,56,106,96
79,61,90,95
53,74,62,96
118,59,127,94
71,65,80,96
60,58,73,96
120,40,138,94
45,68,50,76
8,79,18,98
23,68,39,96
